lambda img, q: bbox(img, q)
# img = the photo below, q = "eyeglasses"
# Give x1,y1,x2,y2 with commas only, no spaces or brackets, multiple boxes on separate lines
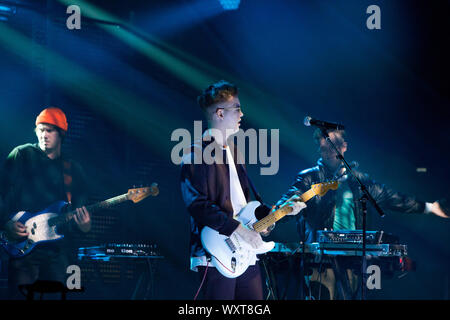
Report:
216,106,242,113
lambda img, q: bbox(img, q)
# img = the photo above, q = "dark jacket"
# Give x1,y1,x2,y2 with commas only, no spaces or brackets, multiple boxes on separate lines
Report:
180,137,270,259
275,159,426,243
0,143,89,252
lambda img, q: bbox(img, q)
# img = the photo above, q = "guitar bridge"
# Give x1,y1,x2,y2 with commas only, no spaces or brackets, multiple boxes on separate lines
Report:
23,239,34,251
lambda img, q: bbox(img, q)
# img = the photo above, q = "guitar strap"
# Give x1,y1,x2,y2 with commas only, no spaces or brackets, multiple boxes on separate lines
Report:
63,160,73,205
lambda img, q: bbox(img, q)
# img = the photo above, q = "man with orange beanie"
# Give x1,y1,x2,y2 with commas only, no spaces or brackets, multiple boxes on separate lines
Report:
0,107,91,299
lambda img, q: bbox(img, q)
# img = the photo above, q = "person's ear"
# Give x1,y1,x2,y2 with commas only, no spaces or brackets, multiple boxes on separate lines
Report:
215,108,224,119
342,141,348,153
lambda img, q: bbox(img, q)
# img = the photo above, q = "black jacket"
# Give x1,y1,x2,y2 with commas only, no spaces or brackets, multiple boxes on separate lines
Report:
275,159,426,243
180,137,270,259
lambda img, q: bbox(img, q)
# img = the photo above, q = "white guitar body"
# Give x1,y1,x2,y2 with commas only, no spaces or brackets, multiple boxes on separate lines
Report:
20,212,62,243
200,201,275,278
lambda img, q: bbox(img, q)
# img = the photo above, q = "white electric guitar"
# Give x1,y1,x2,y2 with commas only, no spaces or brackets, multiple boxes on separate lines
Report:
200,181,338,278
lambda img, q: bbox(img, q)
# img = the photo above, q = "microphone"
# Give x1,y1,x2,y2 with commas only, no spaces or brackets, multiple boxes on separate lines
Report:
304,116,345,130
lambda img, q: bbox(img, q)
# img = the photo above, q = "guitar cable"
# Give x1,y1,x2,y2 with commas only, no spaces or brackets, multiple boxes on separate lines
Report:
193,253,240,300
193,261,209,300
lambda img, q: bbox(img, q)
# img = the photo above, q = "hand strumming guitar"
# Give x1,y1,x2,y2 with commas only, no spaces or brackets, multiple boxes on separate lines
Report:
233,224,264,249
4,220,29,240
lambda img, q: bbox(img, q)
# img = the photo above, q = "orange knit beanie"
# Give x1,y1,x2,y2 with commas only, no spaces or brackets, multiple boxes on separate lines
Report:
35,107,68,132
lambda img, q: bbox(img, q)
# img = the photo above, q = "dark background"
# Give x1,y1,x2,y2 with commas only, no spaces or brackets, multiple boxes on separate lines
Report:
0,0,448,299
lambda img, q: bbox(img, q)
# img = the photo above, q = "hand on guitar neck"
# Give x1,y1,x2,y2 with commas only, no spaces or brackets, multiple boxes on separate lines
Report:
260,195,307,236
73,206,91,232
258,196,307,237
275,194,307,216
232,196,307,248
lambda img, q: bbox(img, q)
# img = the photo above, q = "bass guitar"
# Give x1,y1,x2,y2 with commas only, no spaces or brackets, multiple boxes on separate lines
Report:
200,181,338,278
0,184,159,258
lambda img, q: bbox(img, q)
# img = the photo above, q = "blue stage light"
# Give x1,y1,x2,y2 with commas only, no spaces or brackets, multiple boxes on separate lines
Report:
0,5,15,14
0,4,16,22
218,0,240,10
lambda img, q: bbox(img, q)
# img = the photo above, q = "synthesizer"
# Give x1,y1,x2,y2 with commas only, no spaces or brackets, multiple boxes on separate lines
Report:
78,243,164,261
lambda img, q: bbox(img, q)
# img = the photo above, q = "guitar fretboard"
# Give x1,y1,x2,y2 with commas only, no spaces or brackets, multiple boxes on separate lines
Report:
252,189,317,233
50,194,129,226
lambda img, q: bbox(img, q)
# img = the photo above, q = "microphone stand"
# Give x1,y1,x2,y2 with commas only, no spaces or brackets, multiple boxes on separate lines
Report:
318,127,385,300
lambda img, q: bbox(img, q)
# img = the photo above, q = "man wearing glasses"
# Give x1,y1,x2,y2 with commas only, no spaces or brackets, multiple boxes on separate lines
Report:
180,80,305,299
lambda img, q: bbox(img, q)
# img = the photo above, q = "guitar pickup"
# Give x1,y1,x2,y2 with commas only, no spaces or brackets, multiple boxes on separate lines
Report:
225,238,237,253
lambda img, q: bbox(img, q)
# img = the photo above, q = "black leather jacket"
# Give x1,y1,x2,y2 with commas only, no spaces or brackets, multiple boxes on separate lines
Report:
276,159,426,243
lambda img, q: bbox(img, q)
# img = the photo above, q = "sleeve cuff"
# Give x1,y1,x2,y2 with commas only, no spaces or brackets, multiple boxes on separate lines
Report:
424,202,434,214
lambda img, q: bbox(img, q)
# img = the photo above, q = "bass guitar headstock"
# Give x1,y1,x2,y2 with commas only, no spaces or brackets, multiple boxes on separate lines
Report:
127,182,159,203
